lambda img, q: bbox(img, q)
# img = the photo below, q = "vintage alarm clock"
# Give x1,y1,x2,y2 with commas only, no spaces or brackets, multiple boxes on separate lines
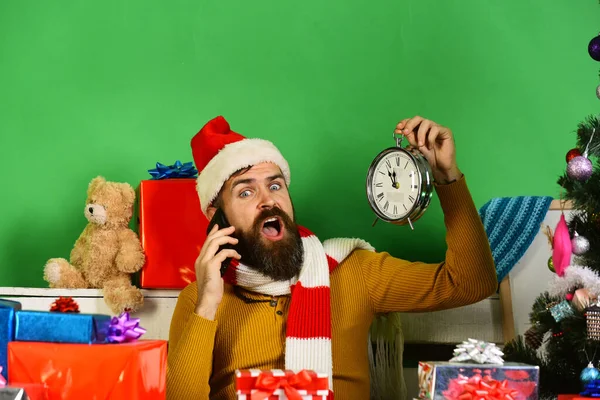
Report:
366,132,434,229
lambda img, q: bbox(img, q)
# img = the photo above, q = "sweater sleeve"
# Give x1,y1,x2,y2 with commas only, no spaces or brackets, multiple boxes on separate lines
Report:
357,175,498,313
166,284,217,400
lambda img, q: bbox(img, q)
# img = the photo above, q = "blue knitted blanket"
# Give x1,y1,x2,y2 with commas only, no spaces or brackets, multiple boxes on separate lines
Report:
478,196,553,282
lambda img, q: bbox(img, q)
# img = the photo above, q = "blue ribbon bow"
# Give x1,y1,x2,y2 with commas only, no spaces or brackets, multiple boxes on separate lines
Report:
581,379,600,397
148,160,198,179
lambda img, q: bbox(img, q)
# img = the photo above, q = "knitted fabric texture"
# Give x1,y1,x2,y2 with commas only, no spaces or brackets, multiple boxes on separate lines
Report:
222,226,374,395
479,196,553,282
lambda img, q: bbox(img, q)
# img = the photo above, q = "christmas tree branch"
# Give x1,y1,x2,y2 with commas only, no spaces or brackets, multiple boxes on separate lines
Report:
575,115,600,157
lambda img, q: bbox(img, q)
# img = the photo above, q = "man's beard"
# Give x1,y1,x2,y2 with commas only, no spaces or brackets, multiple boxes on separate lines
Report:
234,207,304,281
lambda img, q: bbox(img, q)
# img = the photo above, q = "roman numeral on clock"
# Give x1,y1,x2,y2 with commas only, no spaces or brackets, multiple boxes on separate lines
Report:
375,182,383,188
396,156,400,166
393,205,397,215
404,161,408,169
383,201,389,211
385,160,391,169
377,192,384,202
408,195,415,203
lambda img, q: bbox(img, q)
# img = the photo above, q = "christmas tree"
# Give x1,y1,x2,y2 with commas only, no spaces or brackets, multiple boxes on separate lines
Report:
503,35,600,398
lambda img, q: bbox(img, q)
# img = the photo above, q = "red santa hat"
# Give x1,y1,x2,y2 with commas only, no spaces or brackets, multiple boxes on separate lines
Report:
191,116,291,216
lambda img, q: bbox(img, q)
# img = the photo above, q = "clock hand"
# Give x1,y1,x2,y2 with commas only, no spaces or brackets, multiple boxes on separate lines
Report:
391,170,400,189
387,169,395,185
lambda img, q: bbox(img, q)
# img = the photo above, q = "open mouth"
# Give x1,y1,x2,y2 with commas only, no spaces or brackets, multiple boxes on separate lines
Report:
261,216,284,241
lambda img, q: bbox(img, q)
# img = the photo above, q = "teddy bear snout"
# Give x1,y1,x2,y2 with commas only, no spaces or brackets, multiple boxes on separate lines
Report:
84,203,107,225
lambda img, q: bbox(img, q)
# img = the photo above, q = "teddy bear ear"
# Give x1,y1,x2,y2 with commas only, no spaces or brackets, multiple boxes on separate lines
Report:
87,176,106,196
120,183,136,205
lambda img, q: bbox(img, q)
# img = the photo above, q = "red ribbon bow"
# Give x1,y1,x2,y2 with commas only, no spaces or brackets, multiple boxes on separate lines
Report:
251,370,313,400
442,374,520,400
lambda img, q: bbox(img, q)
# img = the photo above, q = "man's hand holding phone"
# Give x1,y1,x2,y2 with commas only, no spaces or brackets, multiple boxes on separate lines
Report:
194,224,241,320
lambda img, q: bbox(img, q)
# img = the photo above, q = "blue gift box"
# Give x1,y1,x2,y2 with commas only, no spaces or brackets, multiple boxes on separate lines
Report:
0,300,21,382
15,311,111,344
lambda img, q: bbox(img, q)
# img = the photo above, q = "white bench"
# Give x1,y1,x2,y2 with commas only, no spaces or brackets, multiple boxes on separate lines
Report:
0,287,504,345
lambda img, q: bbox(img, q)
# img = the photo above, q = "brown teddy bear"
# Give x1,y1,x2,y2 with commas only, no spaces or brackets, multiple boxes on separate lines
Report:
43,176,146,314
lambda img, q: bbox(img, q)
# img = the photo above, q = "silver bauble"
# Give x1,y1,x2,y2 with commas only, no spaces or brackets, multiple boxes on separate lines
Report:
567,156,593,181
572,233,590,255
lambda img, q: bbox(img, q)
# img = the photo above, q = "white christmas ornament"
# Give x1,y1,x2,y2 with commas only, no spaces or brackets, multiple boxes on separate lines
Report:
449,338,504,364
572,233,591,255
548,265,600,299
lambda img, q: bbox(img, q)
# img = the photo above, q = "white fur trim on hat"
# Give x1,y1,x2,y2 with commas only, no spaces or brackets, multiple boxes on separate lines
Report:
196,138,291,216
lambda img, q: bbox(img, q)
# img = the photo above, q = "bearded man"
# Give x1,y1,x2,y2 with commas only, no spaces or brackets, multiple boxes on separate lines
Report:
166,115,497,400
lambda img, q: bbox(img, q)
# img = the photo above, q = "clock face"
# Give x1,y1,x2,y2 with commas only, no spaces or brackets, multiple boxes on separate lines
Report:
368,149,421,220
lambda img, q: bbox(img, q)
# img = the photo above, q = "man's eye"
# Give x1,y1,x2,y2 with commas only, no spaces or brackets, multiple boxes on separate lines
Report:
270,183,281,190
240,190,251,198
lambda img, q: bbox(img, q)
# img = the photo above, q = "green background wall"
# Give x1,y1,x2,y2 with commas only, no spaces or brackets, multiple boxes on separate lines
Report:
1,0,598,288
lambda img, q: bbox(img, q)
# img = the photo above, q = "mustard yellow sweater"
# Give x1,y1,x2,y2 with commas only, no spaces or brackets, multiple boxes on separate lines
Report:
166,177,497,400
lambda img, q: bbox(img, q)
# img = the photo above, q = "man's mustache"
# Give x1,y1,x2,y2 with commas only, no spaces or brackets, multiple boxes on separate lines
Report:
253,207,290,226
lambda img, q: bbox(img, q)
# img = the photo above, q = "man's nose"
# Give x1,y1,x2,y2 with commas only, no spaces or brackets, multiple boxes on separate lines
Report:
258,190,276,209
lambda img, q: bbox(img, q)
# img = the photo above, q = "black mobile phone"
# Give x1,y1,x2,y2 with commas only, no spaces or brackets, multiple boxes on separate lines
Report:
206,208,235,277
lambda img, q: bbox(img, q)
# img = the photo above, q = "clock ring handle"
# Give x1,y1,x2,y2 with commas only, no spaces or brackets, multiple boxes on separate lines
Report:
392,131,406,148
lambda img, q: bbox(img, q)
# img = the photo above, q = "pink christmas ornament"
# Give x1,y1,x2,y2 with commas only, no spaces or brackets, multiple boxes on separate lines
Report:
553,213,572,277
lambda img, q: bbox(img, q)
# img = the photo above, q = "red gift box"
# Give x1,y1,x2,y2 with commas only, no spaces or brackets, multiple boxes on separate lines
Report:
8,340,167,400
138,179,208,289
558,396,582,400
235,369,329,400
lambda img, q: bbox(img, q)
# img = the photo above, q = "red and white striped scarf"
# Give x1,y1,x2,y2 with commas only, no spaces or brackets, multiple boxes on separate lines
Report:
223,226,374,395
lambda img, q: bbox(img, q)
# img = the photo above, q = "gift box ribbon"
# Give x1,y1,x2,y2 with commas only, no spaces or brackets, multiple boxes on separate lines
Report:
442,374,519,400
107,312,146,343
251,370,313,400
148,161,197,180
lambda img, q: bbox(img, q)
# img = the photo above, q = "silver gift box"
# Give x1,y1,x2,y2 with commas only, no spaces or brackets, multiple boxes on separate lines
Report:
0,388,29,400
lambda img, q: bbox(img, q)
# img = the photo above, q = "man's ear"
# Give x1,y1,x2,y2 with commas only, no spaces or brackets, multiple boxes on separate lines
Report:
206,205,217,221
